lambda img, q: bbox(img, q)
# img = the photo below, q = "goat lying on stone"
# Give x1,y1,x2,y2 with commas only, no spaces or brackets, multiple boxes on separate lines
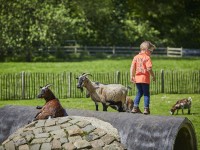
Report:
76,73,130,112
170,97,192,115
34,84,67,120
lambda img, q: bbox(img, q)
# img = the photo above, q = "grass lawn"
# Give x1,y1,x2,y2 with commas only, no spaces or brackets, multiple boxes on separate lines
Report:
0,56,199,74
0,94,200,149
0,56,200,148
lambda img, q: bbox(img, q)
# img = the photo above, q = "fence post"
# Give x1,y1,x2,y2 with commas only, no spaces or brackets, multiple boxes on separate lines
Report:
67,72,72,98
21,71,25,99
161,69,164,93
116,71,120,84
112,46,115,55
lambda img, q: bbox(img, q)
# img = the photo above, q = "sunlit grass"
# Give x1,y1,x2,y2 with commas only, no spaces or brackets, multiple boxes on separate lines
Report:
0,57,199,74
0,94,200,149
0,56,200,148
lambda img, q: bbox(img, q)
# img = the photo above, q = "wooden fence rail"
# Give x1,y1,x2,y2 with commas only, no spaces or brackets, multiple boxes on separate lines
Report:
43,46,200,57
0,70,199,100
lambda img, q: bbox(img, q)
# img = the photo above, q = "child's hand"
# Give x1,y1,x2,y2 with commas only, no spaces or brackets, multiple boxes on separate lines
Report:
130,77,136,83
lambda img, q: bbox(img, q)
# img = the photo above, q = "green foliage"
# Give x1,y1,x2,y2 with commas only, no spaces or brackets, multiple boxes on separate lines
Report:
0,0,200,61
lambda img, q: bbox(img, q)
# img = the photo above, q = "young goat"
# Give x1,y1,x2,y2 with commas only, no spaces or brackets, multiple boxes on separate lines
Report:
170,97,192,115
34,84,67,120
76,73,129,112
125,96,134,112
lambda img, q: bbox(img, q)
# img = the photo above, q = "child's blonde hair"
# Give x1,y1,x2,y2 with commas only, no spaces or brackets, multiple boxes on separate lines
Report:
140,41,156,52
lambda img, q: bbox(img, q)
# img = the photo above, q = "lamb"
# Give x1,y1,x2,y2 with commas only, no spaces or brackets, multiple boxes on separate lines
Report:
76,73,130,112
34,84,67,120
170,97,192,115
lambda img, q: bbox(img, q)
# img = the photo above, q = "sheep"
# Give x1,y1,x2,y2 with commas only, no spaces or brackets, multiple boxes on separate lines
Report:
87,88,133,112
170,97,192,115
34,84,67,120
76,73,130,112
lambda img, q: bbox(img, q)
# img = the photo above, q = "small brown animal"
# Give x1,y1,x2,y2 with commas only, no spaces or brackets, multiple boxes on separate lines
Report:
34,84,67,120
125,96,134,112
170,97,192,115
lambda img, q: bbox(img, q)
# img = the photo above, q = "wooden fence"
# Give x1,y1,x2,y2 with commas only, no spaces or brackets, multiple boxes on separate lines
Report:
0,70,200,100
167,47,183,57
43,46,200,57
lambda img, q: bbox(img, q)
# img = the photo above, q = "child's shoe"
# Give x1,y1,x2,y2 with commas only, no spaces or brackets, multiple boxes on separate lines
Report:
131,107,142,113
143,107,150,115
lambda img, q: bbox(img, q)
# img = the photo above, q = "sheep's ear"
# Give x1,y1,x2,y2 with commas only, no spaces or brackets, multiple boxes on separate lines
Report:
76,77,79,79
39,86,43,89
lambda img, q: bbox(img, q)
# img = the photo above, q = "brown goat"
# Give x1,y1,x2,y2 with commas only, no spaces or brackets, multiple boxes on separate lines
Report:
125,96,134,112
34,84,67,120
170,97,192,115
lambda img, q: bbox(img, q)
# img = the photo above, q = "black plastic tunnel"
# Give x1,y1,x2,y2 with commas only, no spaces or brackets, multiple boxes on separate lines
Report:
0,105,197,150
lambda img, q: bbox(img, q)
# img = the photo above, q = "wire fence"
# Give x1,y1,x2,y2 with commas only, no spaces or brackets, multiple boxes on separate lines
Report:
0,70,199,100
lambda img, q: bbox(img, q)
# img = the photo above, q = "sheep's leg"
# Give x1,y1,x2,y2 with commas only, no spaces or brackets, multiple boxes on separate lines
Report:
102,103,108,111
188,108,191,114
95,102,99,111
182,109,184,114
36,106,43,109
176,110,179,115
118,105,124,112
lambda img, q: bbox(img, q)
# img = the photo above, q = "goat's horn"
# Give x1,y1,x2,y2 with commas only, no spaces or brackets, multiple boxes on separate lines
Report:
45,84,53,88
83,73,92,77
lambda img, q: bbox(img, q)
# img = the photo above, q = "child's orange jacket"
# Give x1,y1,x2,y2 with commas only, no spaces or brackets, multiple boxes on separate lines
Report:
131,52,152,84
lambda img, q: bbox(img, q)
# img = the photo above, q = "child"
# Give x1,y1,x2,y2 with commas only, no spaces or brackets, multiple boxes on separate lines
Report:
130,41,156,115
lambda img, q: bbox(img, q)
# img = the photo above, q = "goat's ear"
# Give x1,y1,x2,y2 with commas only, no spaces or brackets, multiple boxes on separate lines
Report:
76,77,79,79
39,86,43,89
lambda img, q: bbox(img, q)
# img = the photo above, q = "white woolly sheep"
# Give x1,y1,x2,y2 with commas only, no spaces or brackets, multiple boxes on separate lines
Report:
76,73,130,112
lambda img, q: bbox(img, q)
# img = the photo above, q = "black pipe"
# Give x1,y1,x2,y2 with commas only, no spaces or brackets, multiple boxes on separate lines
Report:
0,105,197,150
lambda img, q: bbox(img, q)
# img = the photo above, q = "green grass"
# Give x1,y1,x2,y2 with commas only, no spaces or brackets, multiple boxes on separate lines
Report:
0,94,200,149
0,56,200,74
0,56,200,148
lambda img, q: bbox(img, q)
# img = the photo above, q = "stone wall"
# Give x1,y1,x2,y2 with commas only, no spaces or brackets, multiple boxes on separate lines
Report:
1,116,126,150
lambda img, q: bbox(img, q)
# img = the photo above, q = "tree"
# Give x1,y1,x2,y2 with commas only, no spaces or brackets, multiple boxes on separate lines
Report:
0,0,83,61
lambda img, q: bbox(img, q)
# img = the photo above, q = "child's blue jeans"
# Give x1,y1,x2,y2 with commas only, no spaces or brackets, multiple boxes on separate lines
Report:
134,83,150,108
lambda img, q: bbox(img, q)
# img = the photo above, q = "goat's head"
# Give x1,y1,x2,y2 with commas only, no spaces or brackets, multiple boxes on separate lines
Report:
170,108,175,115
38,84,55,100
188,97,192,102
76,73,92,92
170,103,181,115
